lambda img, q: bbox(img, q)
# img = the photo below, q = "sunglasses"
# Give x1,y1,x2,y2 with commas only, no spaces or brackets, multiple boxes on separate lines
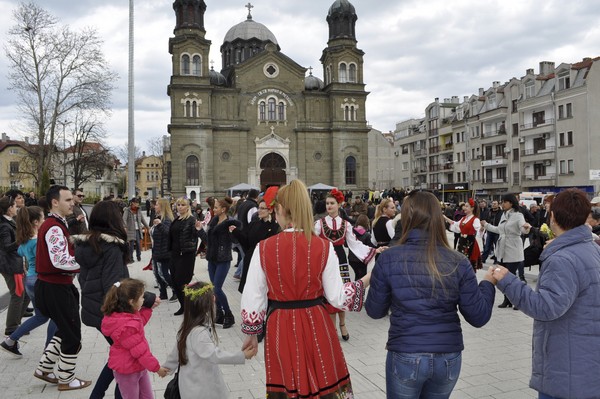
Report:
77,194,85,198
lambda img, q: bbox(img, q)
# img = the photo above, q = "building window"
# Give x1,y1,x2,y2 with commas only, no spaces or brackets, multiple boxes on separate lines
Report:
512,123,518,137
525,81,535,99
9,148,18,155
558,70,570,90
456,132,460,143
496,167,507,181
259,101,266,120
181,54,190,75
567,131,573,145
345,156,356,185
344,106,349,121
513,148,519,161
350,106,356,121
268,98,276,120
559,132,565,146
192,55,201,76
566,103,572,117
512,100,517,113
560,160,566,174
186,155,199,186
401,145,408,154
9,162,19,173
532,111,545,126
278,102,285,120
349,63,356,82
325,65,331,84
339,63,347,83
568,159,574,173
402,162,408,171
558,105,564,119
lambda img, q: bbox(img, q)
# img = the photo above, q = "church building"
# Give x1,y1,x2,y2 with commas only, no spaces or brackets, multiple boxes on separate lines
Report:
167,0,370,198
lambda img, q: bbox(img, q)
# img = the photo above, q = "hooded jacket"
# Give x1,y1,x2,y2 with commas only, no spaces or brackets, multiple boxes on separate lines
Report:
498,224,600,398
101,307,160,374
74,233,129,329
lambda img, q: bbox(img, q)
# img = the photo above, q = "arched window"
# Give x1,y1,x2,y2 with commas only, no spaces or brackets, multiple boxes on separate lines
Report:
345,156,356,185
278,102,285,120
344,106,349,121
185,101,191,117
349,63,356,83
192,101,198,117
186,155,199,185
192,55,201,76
325,65,331,84
268,98,276,120
339,63,347,83
259,101,266,120
350,105,356,121
181,54,190,75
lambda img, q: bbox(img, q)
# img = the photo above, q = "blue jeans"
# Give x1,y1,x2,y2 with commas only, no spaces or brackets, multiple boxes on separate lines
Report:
153,259,173,298
538,393,560,399
232,243,244,278
129,231,142,261
481,232,498,262
207,261,231,312
386,351,461,399
10,275,57,346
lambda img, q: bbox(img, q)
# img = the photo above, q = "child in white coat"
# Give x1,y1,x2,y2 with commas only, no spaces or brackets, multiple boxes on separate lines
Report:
162,281,256,399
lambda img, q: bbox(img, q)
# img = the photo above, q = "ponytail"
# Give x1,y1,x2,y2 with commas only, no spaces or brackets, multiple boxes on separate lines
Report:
101,278,145,315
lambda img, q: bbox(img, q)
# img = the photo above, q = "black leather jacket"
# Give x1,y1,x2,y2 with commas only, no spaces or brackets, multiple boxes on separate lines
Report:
198,216,240,263
169,216,199,255
0,217,20,275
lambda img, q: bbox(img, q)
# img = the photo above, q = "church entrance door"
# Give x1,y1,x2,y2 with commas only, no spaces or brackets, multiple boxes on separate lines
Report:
260,152,286,191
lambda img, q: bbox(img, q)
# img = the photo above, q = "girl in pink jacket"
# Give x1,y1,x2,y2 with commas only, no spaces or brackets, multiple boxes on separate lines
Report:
101,278,168,399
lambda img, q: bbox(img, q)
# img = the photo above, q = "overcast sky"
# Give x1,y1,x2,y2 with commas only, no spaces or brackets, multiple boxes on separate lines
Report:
0,0,599,152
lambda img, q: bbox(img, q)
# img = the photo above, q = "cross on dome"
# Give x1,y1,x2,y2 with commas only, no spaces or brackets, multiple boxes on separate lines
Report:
308,66,313,76
245,2,254,20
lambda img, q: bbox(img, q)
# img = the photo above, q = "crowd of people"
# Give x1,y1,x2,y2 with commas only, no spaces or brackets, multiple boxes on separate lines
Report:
0,184,599,398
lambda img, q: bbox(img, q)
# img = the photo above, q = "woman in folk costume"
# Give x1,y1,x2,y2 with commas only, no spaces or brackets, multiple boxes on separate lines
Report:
241,180,376,399
314,188,382,341
444,198,483,271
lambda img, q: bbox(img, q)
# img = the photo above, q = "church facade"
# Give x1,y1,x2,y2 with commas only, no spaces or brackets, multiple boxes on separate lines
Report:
167,0,370,198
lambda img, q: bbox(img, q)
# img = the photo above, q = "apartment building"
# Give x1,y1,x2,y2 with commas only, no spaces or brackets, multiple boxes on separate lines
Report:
394,56,600,201
0,134,35,191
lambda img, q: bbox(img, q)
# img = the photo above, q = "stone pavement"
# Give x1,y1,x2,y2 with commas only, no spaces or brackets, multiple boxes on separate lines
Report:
0,239,540,399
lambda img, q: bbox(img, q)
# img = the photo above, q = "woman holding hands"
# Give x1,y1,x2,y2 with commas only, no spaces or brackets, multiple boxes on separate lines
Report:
481,193,531,309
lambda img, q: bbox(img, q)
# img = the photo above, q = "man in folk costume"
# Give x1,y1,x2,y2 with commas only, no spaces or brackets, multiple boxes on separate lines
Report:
314,188,383,341
444,198,483,271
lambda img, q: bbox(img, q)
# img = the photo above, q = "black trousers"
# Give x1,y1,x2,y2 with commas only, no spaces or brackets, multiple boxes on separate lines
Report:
169,252,196,308
34,280,81,354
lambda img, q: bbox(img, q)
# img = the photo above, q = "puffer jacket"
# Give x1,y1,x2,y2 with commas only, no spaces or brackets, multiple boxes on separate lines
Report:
366,228,495,353
169,216,198,255
101,308,160,374
151,217,172,261
498,224,600,398
0,217,21,275
74,233,129,329
198,216,240,263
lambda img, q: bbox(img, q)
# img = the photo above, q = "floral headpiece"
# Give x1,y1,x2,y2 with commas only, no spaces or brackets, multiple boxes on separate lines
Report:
183,283,214,301
263,186,279,210
329,188,345,204
468,198,475,207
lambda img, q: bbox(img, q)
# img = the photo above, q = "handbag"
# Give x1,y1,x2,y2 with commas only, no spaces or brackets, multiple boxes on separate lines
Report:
164,366,180,399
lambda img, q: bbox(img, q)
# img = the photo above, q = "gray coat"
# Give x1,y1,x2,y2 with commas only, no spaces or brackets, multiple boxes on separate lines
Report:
498,225,600,398
122,207,149,241
483,209,527,263
163,326,245,399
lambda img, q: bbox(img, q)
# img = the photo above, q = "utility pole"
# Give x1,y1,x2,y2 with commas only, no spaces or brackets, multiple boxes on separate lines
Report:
127,0,136,199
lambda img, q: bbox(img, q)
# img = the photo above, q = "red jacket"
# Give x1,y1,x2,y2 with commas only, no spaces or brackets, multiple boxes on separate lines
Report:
101,308,160,374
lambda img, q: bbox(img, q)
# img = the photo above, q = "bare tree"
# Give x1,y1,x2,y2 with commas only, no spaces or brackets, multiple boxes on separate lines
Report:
115,142,143,165
4,2,117,189
147,136,167,196
66,111,115,189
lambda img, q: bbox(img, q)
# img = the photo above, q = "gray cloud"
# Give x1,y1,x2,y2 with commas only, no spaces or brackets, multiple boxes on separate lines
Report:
0,0,599,148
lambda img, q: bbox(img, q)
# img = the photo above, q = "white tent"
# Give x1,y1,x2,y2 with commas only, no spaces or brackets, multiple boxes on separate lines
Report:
226,183,260,197
307,183,335,194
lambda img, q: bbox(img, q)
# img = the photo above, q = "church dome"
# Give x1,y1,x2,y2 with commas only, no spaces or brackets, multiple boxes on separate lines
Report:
304,72,324,91
209,67,227,86
223,17,278,45
328,0,356,16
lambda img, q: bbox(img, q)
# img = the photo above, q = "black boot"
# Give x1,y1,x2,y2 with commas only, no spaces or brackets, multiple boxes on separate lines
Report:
215,308,225,325
222,310,235,329
498,296,512,308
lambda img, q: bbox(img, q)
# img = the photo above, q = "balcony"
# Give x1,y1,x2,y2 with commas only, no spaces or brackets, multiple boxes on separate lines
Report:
481,157,508,167
482,177,508,189
428,128,439,137
439,143,454,152
481,127,507,140
429,145,440,154
520,119,554,136
520,147,555,163
443,163,455,170
414,149,427,157
523,173,556,181
429,164,441,172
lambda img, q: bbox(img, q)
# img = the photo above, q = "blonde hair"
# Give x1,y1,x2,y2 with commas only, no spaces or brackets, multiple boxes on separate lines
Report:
373,198,394,227
276,180,314,241
175,197,193,219
157,198,174,222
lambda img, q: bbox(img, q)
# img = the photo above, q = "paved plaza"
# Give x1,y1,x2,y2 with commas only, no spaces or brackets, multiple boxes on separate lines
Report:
0,237,540,399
